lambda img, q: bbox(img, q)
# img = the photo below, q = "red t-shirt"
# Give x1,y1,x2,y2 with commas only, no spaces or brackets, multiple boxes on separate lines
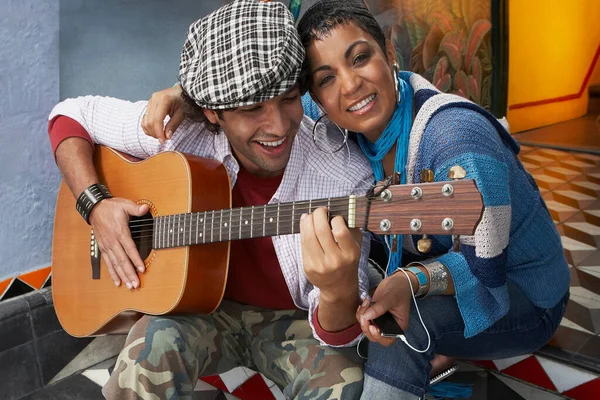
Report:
225,166,296,309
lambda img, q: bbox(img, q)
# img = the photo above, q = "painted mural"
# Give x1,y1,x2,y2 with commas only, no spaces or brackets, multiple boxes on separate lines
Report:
362,0,493,110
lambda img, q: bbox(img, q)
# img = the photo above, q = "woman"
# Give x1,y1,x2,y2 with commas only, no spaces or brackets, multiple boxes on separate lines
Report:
144,1,570,398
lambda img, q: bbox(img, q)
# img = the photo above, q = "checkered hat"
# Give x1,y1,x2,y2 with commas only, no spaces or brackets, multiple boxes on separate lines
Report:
179,0,305,109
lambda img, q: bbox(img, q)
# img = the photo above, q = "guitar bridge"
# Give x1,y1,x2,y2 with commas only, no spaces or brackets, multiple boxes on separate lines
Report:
90,229,100,280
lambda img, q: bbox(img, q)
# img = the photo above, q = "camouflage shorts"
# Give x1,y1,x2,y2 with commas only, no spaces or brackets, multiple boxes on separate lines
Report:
102,300,364,400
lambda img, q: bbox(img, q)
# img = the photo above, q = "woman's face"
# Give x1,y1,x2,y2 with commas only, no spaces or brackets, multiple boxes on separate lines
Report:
306,23,397,142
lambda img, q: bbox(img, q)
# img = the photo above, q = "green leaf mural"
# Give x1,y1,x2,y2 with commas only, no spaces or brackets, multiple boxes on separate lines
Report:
365,0,493,109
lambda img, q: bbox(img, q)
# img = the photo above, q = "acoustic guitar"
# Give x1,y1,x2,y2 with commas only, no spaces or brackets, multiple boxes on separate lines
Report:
51,146,483,337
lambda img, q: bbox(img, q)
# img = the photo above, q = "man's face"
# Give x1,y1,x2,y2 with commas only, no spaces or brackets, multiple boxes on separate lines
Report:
204,87,303,177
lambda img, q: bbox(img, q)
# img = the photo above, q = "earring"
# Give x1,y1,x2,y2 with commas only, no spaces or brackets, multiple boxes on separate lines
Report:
392,63,400,101
312,114,348,154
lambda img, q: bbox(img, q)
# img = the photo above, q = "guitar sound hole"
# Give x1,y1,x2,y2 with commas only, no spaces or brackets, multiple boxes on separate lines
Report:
130,211,153,261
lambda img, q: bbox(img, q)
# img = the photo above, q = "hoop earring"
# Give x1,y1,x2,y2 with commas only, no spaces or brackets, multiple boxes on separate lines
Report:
392,62,400,101
312,114,348,154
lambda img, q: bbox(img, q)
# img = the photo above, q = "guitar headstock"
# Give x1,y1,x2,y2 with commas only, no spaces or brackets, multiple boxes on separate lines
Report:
365,180,483,235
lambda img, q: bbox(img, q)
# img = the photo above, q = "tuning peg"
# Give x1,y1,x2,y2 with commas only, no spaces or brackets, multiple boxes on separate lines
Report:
448,165,467,180
420,169,434,183
417,235,432,253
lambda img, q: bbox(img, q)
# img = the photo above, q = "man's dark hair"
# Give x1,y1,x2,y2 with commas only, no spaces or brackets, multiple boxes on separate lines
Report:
297,0,387,92
181,89,229,133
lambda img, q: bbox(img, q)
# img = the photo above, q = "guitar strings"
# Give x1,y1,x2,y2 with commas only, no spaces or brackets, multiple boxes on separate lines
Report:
127,188,467,230
126,197,363,228
128,205,356,239
126,186,467,229
127,205,356,231
126,190,470,242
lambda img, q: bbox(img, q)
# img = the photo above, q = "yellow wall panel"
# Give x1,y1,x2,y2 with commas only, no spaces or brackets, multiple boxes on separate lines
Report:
507,0,600,132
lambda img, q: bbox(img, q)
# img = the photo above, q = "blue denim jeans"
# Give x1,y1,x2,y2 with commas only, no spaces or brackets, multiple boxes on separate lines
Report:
361,281,569,399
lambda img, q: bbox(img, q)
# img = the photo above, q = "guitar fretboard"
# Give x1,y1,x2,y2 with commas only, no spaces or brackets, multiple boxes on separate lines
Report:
150,196,366,249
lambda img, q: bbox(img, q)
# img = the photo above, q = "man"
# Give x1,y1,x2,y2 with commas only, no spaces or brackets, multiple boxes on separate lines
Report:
48,1,373,399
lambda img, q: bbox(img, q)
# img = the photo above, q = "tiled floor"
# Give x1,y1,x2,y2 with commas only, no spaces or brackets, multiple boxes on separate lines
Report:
517,145,600,372
24,359,575,400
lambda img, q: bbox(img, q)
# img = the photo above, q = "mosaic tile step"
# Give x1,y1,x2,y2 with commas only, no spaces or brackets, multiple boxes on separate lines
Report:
583,209,600,226
520,153,556,167
474,354,600,399
560,236,597,266
570,265,581,286
576,265,600,295
571,153,600,165
586,172,600,185
558,158,600,172
552,190,597,209
543,166,583,181
563,286,600,334
563,222,600,248
533,175,569,192
569,180,600,198
545,201,580,223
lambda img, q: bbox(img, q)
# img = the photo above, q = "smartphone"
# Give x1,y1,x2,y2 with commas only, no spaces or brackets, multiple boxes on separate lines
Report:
371,312,404,338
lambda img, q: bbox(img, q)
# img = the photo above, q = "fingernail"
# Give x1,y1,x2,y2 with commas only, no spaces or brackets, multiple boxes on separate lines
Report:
132,281,138,289
159,138,164,144
369,325,378,335
363,310,374,320
114,280,120,287
167,130,173,139
125,282,132,289
137,266,145,273
360,315,368,326
361,298,369,307
300,213,307,220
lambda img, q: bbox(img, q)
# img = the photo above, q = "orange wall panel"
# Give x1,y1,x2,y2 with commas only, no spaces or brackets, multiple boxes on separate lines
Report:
507,0,600,132
591,61,600,87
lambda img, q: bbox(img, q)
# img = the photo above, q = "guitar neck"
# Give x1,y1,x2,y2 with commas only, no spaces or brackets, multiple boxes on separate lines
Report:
148,196,368,249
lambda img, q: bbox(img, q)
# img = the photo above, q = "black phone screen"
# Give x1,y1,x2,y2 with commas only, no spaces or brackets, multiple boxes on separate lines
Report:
372,312,404,337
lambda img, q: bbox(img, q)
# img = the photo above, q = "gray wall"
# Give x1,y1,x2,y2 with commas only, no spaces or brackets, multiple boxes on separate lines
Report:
0,0,296,281
60,0,230,101
0,0,60,280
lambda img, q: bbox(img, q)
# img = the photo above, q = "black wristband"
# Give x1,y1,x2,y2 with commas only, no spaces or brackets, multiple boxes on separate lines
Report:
76,183,112,224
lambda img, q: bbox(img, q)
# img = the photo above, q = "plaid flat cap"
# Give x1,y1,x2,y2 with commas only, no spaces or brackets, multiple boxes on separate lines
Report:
179,0,305,109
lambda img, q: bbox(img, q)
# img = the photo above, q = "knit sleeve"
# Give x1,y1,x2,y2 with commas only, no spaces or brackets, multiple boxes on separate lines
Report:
415,107,513,338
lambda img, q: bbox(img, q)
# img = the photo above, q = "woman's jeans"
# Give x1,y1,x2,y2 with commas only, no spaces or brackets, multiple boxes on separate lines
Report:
362,281,569,399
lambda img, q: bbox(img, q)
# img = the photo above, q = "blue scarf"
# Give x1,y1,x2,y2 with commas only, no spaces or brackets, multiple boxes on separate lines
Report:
358,73,413,276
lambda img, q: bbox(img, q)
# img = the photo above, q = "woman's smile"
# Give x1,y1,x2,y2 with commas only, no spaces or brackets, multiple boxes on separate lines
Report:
347,93,377,114
306,23,398,141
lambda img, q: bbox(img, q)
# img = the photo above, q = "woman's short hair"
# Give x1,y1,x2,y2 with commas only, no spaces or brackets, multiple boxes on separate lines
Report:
297,0,387,92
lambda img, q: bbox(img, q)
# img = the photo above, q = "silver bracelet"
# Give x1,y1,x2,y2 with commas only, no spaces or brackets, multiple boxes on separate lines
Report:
424,262,448,297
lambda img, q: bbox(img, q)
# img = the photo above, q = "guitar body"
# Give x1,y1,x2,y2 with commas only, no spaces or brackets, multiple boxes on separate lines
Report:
52,146,231,337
